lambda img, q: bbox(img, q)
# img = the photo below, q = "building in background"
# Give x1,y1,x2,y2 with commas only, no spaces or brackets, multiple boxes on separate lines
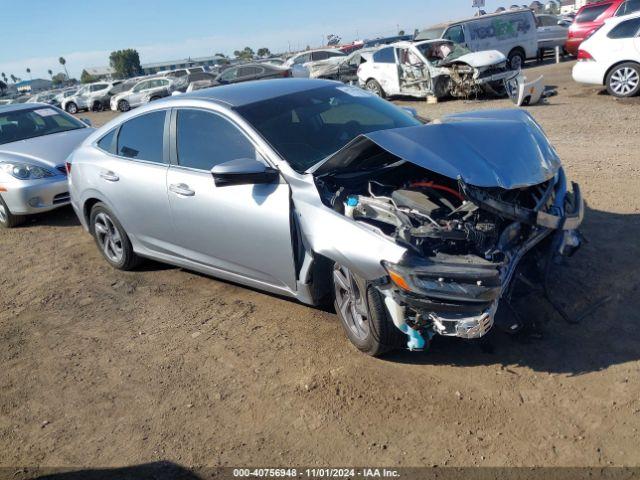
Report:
141,55,227,75
560,0,590,14
81,66,116,81
15,79,52,94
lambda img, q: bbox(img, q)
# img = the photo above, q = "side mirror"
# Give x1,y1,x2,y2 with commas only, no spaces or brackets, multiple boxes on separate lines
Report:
81,118,92,127
211,158,279,187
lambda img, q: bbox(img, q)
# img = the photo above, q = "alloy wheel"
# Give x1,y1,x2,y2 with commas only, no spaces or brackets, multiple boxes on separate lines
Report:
67,102,77,114
0,202,7,224
610,67,639,96
366,80,382,97
333,264,370,341
94,212,124,264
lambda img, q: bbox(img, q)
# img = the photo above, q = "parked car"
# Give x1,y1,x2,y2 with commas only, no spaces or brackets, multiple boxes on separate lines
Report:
67,79,583,356
361,34,414,48
26,92,58,105
61,81,121,114
0,103,94,228
536,14,571,50
284,49,346,77
172,71,218,93
53,88,79,106
309,48,378,84
565,0,626,56
110,77,173,112
215,63,292,84
357,40,517,99
415,9,538,70
572,12,640,97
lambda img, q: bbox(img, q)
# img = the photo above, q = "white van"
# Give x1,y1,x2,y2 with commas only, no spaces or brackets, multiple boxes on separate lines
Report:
416,9,538,70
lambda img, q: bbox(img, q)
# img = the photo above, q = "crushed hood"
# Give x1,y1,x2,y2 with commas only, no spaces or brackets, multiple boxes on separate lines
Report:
440,49,507,68
310,109,561,189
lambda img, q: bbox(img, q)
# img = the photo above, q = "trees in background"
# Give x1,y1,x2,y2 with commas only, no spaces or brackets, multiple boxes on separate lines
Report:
233,47,254,61
326,34,341,46
109,49,142,78
52,73,68,85
80,71,97,84
59,57,70,79
257,47,271,58
0,80,6,95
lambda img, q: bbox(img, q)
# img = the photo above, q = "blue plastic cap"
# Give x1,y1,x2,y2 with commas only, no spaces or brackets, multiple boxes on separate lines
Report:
346,196,359,207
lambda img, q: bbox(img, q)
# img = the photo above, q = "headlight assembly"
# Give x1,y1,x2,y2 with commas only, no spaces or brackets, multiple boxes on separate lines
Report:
1,162,55,180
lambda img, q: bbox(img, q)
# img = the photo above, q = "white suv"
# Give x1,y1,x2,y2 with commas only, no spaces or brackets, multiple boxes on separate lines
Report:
110,77,174,112
572,12,640,97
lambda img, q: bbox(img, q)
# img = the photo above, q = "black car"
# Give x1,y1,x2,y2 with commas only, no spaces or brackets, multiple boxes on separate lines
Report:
215,63,291,85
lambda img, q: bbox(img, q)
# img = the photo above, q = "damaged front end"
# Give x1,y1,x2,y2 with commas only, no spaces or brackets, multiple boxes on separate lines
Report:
310,109,583,350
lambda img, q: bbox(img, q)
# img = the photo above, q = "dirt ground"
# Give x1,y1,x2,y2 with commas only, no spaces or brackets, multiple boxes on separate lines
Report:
1,60,639,472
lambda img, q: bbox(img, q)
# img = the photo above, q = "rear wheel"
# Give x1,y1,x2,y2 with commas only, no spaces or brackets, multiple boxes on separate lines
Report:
333,263,404,356
89,203,140,270
0,195,25,228
65,102,78,114
606,63,640,98
118,99,130,112
365,79,385,98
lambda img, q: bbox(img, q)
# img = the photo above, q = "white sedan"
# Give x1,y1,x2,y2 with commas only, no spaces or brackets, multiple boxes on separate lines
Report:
572,12,640,98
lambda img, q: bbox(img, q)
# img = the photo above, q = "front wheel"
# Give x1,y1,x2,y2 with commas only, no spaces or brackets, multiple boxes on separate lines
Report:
118,99,130,112
65,102,78,114
0,195,25,228
89,203,140,270
507,49,525,71
333,263,404,356
606,63,640,98
365,79,385,98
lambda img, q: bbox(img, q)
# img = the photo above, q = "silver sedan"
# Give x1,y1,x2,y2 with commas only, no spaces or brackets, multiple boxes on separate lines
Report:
68,79,583,356
0,103,94,227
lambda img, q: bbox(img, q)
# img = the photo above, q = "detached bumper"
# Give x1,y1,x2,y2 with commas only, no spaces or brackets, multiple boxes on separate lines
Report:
0,176,70,215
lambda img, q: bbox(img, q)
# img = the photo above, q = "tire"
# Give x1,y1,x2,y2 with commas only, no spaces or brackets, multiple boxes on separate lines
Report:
92,101,103,112
0,194,25,228
149,96,160,102
507,49,525,71
365,79,385,99
606,62,640,98
89,203,140,270
65,102,78,114
118,100,130,112
333,263,404,356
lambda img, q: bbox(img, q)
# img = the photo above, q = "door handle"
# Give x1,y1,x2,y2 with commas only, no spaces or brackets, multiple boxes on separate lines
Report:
100,171,119,182
169,183,195,197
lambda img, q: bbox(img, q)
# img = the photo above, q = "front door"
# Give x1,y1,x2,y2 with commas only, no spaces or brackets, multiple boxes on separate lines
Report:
166,108,297,291
371,46,400,95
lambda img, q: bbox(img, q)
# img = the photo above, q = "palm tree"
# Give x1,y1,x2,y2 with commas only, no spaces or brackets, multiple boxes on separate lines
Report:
10,74,16,83
48,69,53,79
26,68,32,80
59,57,69,79
1,72,6,83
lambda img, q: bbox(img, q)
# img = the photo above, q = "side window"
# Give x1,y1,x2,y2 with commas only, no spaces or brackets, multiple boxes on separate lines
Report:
220,68,238,81
373,47,396,64
616,0,640,15
293,53,310,65
312,51,330,61
443,25,465,44
608,17,640,38
117,111,166,163
97,128,116,154
133,81,147,92
327,51,344,59
176,109,258,171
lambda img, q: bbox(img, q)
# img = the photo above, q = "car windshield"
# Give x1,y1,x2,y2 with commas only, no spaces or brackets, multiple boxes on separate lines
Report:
235,85,421,173
416,27,446,41
416,41,472,65
0,107,86,145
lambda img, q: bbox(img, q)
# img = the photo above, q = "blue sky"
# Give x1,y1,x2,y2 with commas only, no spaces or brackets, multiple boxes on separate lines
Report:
0,0,525,80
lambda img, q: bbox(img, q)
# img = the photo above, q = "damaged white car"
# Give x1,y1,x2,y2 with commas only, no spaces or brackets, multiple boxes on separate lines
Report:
357,40,519,99
69,80,583,356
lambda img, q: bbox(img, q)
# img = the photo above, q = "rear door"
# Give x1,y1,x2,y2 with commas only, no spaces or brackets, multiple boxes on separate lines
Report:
92,109,173,254
371,47,400,95
166,108,297,290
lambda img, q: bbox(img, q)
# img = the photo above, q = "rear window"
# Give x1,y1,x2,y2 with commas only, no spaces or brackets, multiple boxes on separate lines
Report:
616,0,640,15
373,47,396,64
608,17,640,38
576,3,612,23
